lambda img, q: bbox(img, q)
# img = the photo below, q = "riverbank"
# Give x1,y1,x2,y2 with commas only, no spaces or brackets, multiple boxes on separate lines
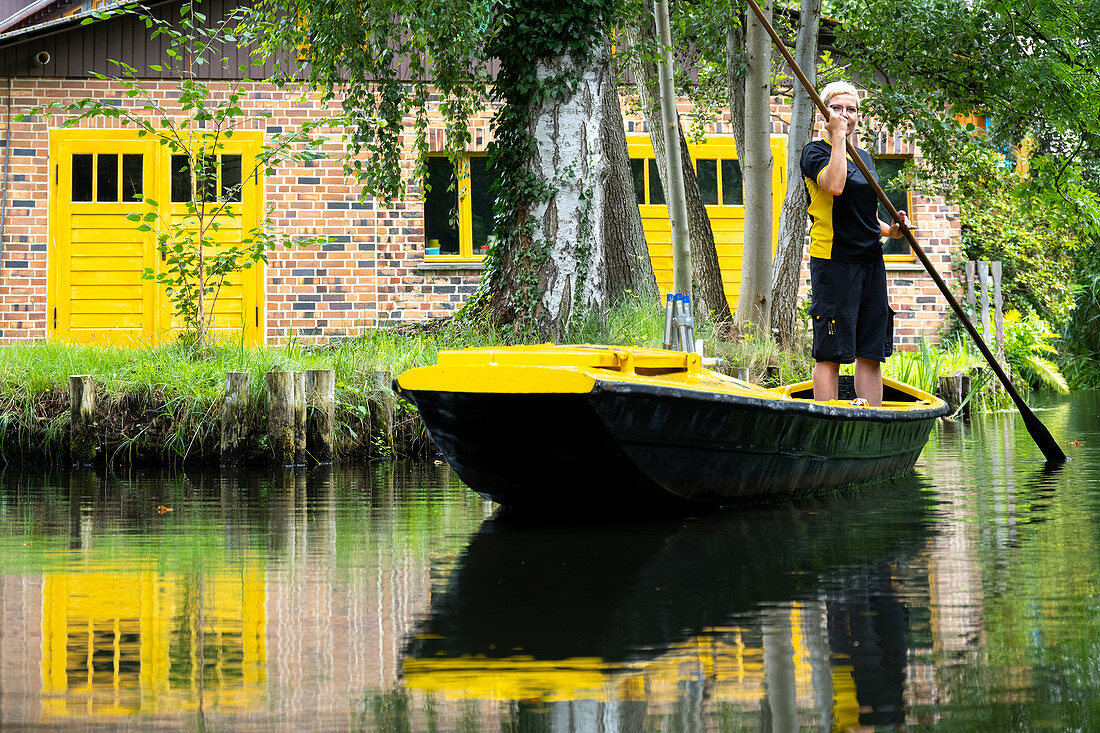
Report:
0,305,1005,468
3,306,814,467
0,325,470,466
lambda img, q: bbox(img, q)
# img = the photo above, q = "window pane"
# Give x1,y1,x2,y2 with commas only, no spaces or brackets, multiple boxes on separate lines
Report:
171,155,191,202
96,154,118,202
630,159,645,205
876,157,911,255
424,157,459,255
72,154,93,202
122,154,143,201
197,155,217,203
696,159,718,205
469,156,496,255
648,159,665,206
221,155,243,202
721,159,743,205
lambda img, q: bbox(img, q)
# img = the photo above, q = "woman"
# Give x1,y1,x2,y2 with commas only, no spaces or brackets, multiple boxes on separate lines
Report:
800,81,912,406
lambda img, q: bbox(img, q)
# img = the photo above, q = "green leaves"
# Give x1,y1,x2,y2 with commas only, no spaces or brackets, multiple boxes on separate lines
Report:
834,0,1100,239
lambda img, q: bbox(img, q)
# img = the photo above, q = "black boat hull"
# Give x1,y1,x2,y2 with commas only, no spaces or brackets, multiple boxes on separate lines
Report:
400,379,947,509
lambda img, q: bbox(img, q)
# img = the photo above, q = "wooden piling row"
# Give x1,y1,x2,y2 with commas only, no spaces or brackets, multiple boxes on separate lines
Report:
63,366,401,465
256,369,339,465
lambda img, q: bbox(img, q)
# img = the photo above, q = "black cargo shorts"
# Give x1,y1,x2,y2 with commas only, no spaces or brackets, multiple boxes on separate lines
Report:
808,256,896,364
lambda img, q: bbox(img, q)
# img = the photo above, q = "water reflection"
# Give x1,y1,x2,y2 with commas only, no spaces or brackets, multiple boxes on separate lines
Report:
0,463,486,729
405,480,936,729
3,392,1100,729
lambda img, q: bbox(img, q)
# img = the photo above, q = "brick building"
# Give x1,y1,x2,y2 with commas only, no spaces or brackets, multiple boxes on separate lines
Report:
0,0,959,347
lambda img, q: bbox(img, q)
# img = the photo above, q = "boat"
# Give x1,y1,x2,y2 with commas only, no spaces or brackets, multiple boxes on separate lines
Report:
394,344,950,509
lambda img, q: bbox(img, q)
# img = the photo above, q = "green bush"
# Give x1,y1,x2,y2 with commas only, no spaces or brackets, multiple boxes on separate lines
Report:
958,167,1078,329
1002,310,1069,394
1061,240,1100,386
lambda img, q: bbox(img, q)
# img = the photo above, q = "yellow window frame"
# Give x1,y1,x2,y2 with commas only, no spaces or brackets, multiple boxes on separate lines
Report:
424,153,490,263
625,135,781,206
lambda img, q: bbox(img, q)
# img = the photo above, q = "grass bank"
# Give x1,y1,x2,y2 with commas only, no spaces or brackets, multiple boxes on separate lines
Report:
0,300,1038,467
0,303,819,467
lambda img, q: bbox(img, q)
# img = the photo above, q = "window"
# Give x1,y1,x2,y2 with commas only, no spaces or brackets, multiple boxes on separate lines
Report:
630,156,743,206
875,156,913,258
424,154,495,260
170,154,244,203
72,153,143,202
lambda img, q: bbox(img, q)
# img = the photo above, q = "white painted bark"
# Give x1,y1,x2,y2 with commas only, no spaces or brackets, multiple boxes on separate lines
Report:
772,0,821,348
735,0,774,333
522,43,655,337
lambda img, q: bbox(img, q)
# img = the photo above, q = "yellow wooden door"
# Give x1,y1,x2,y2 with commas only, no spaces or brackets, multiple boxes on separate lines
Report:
159,133,264,345
49,130,264,346
51,134,159,345
626,136,788,314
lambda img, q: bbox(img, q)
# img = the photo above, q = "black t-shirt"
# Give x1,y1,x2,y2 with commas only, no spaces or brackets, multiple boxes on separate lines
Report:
800,139,882,263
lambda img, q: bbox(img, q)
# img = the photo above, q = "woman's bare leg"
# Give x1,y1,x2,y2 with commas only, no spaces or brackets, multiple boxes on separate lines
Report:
813,361,840,401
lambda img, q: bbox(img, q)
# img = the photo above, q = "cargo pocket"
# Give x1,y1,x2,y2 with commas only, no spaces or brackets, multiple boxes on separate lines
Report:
809,302,839,361
884,307,898,358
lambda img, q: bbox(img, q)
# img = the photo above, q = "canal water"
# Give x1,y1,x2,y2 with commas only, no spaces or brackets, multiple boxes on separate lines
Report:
0,392,1097,731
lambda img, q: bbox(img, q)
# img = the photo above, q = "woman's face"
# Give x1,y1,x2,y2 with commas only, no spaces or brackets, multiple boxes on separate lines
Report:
827,92,860,136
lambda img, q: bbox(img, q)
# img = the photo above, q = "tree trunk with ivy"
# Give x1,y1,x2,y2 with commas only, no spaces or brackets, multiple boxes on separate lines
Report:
485,38,657,339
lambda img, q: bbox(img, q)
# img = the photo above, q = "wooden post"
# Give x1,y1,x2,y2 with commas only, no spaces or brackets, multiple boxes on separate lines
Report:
69,375,97,465
992,261,1005,365
965,261,976,323
265,370,297,465
306,369,335,463
764,365,781,387
978,260,991,341
937,370,972,418
293,371,307,461
221,372,250,465
734,366,750,382
370,370,395,457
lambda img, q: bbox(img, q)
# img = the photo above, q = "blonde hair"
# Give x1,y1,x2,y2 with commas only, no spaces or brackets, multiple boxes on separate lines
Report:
820,81,861,110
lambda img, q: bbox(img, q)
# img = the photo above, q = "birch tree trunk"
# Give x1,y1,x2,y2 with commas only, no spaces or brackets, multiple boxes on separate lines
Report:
621,12,733,324
772,0,821,349
726,23,746,168
735,0,774,333
487,41,657,339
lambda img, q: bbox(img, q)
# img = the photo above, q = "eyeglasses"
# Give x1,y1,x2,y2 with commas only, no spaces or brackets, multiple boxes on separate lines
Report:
828,104,859,115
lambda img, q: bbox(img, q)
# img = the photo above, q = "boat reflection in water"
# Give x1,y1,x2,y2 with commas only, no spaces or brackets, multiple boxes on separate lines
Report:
403,477,936,729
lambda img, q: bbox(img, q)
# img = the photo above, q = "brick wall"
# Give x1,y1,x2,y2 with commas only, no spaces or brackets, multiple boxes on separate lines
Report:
1,79,957,347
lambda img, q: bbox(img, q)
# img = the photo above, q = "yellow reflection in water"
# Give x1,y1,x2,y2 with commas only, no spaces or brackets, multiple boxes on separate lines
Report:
404,604,861,725
40,569,266,719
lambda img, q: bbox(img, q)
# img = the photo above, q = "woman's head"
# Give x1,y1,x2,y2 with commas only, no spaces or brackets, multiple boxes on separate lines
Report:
820,81,861,139
821,81,860,110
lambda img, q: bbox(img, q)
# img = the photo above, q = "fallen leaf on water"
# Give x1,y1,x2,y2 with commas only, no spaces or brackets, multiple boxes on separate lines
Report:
156,505,173,514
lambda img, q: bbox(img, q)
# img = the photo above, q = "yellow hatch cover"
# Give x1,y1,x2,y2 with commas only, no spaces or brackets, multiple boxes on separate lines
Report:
436,344,703,372
398,344,780,398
